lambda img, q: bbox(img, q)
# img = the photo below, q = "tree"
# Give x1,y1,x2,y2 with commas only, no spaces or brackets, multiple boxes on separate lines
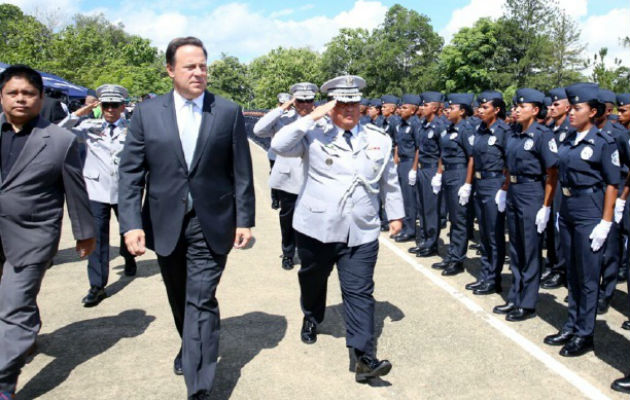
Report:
363,5,443,95
438,18,501,93
548,9,585,87
587,48,630,93
248,47,324,109
207,54,252,106
320,28,371,78
0,4,52,66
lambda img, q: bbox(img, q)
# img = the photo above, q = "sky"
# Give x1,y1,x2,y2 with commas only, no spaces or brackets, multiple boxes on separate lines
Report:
4,0,630,69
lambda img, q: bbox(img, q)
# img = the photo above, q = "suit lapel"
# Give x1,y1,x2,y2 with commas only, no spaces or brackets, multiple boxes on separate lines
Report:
1,118,49,189
162,91,188,171
189,91,216,174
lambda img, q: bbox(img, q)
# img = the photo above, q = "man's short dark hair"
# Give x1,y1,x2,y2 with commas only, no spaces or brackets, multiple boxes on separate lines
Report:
0,64,44,95
165,37,208,66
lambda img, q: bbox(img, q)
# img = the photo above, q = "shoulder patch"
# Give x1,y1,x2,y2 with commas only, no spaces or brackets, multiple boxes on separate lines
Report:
612,150,621,167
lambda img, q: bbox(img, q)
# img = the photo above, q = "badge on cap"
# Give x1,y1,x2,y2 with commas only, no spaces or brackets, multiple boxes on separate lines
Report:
612,150,620,167
524,139,534,151
548,138,557,153
559,132,566,143
581,146,593,160
468,135,475,146
488,136,496,146
450,133,458,140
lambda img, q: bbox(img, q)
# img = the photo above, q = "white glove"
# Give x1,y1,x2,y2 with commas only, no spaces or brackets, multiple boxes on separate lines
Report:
614,198,626,224
535,206,551,234
458,183,472,206
589,219,613,252
408,169,417,186
495,189,507,213
431,173,442,194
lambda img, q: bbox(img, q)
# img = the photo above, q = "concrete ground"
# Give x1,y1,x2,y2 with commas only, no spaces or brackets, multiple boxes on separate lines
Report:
15,141,630,399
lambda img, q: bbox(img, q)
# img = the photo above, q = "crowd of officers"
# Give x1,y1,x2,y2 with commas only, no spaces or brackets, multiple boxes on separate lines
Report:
258,82,630,393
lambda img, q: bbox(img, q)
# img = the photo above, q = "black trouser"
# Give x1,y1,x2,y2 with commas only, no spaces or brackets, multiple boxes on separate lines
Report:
156,212,227,399
88,201,135,288
269,159,280,204
415,166,441,249
506,182,544,309
396,158,417,236
545,180,565,275
443,167,470,263
474,176,506,287
277,190,298,257
296,232,379,356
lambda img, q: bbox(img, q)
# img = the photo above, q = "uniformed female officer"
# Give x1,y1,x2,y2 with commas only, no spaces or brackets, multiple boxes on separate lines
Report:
493,88,558,321
465,92,510,295
431,93,475,276
543,83,619,357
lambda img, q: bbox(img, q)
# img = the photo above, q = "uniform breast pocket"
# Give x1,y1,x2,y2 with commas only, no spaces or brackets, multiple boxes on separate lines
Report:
83,169,100,181
300,195,326,213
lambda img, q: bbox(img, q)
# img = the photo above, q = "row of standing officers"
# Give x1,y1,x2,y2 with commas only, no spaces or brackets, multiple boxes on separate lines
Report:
257,80,630,394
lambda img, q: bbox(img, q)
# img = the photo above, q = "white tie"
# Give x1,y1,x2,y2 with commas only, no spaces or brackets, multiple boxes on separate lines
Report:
180,100,198,169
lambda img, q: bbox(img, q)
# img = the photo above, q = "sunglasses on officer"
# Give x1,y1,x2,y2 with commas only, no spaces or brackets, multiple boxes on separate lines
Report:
295,99,314,104
101,102,123,109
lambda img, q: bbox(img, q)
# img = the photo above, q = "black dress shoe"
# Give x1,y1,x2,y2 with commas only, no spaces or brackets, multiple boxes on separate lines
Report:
492,301,515,315
355,354,392,383
442,262,464,276
408,246,421,254
82,286,106,307
469,243,481,251
416,247,437,257
192,390,212,400
544,330,573,346
281,256,294,270
506,307,535,322
612,375,630,394
301,318,317,344
596,298,609,315
380,224,389,232
560,335,593,357
431,260,450,270
271,199,280,210
473,282,501,295
622,320,630,331
541,272,566,289
540,267,553,282
173,348,183,375
618,268,628,282
124,259,137,277
395,233,414,243
465,280,484,290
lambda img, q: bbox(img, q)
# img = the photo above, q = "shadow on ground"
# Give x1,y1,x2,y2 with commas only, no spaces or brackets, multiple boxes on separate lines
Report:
17,309,155,399
213,312,287,400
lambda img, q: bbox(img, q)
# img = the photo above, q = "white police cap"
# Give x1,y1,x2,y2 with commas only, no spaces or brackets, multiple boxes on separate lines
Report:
289,82,318,101
320,75,366,103
277,92,291,103
96,84,128,103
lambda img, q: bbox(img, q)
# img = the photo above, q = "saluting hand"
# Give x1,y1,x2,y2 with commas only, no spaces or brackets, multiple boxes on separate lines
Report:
309,100,336,121
124,229,146,256
280,98,295,111
73,101,100,117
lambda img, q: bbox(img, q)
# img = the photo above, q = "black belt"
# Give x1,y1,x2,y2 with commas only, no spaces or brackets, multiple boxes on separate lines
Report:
418,162,438,169
561,186,601,197
443,163,467,171
474,171,503,179
509,175,543,184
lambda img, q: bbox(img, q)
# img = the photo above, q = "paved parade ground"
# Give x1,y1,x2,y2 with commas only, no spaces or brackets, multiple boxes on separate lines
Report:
16,142,630,399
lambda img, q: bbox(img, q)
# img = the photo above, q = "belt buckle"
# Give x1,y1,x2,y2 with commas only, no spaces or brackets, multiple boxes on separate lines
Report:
509,175,517,183
475,172,481,179
562,187,571,197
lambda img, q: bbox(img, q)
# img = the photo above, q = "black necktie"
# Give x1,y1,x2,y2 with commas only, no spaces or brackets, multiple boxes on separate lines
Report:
108,124,116,136
343,130,353,150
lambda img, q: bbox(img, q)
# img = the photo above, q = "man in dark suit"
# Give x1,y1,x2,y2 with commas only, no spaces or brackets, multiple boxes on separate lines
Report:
118,37,255,400
39,90,68,124
0,65,96,399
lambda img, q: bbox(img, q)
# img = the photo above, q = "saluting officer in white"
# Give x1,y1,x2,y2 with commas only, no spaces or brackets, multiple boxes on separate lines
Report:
254,83,316,270
59,84,137,307
271,75,404,383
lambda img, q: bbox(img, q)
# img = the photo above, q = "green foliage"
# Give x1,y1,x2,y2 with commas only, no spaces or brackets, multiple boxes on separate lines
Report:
586,48,630,93
248,47,324,109
0,4,52,66
207,53,252,106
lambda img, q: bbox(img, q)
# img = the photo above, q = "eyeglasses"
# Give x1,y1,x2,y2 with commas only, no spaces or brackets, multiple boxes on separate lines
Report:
101,102,122,109
295,99,314,104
